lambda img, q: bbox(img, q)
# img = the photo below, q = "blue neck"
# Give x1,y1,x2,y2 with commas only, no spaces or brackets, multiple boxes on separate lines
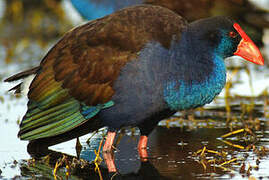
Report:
163,54,226,111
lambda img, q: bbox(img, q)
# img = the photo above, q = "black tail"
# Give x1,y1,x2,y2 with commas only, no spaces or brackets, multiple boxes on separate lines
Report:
4,66,39,93
4,66,39,82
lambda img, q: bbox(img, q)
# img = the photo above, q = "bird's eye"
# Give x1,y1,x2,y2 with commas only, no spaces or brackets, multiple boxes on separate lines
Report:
229,31,237,38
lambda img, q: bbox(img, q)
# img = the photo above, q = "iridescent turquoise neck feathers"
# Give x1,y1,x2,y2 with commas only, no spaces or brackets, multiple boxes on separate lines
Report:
163,55,226,110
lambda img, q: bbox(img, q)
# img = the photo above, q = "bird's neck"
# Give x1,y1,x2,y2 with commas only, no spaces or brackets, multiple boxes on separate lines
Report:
163,39,227,111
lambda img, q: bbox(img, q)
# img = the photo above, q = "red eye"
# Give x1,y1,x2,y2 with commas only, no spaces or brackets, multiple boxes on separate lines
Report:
229,31,237,38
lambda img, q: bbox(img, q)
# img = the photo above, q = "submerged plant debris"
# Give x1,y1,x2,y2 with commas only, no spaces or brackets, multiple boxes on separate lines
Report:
0,0,269,179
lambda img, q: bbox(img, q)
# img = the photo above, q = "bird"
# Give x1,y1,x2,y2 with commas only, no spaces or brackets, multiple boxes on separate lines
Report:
5,5,264,172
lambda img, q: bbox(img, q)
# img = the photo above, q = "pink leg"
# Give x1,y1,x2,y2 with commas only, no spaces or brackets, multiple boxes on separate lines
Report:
103,131,116,152
138,135,148,162
103,131,117,172
103,152,117,172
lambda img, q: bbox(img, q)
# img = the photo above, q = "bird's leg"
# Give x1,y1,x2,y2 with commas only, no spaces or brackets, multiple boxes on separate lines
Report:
103,131,116,152
103,151,116,172
138,135,148,162
103,131,117,172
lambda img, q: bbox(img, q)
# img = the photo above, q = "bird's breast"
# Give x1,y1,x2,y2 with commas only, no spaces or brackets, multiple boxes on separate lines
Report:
163,57,226,110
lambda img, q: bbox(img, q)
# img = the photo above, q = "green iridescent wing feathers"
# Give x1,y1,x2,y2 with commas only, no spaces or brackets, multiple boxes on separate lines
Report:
19,99,84,140
18,66,114,140
17,64,106,140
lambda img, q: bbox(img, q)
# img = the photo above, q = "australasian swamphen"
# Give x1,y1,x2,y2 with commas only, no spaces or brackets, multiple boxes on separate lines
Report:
5,5,264,172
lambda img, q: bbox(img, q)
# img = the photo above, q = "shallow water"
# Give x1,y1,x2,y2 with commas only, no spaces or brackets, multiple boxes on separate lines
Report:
0,0,269,179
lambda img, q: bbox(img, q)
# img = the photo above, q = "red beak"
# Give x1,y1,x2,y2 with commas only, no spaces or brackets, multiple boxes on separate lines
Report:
233,23,264,65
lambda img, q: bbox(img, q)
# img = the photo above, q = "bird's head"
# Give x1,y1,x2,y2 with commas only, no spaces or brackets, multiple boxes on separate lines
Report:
186,16,264,65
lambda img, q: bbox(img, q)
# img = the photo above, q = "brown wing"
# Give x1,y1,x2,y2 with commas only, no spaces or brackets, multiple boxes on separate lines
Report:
29,5,187,106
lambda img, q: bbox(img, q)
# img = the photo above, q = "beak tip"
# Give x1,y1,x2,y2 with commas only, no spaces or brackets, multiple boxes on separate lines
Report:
256,55,264,66
252,59,264,66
